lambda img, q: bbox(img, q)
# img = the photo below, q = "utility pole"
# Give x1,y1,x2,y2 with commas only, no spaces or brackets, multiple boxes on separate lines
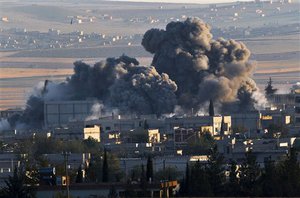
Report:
62,151,71,198
163,159,169,198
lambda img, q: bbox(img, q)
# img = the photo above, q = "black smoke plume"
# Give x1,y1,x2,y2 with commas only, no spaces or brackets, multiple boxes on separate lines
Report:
8,55,177,129
6,17,266,130
142,17,265,112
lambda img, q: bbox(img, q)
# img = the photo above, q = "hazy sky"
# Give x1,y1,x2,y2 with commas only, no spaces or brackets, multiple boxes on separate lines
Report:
110,0,252,4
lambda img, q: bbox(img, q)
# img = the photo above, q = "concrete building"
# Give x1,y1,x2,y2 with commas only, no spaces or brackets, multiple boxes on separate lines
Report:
231,111,261,137
174,128,198,144
44,100,100,128
165,116,231,136
104,142,164,157
52,122,100,142
42,153,91,170
263,83,300,132
217,137,297,167
0,108,23,119
88,115,231,145
294,94,300,126
0,153,22,187
106,131,122,144
148,129,160,143
260,109,291,128
0,130,17,144
174,125,220,145
268,93,295,112
83,125,101,142
87,115,164,134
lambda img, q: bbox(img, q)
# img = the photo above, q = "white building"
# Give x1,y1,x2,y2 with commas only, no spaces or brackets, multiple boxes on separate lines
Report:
84,125,101,142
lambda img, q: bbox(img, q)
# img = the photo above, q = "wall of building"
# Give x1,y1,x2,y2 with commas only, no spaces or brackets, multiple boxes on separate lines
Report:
88,117,164,134
231,111,261,136
148,129,160,143
44,100,99,128
166,116,231,136
83,125,101,142
294,94,300,126
0,153,21,187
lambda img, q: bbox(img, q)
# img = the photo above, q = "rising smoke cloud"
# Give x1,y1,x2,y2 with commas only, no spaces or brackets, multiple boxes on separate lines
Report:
142,17,265,112
5,17,266,130
7,55,177,129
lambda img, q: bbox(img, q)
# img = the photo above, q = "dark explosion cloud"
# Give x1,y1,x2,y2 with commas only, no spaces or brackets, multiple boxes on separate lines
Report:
8,55,177,129
142,17,264,111
6,17,266,130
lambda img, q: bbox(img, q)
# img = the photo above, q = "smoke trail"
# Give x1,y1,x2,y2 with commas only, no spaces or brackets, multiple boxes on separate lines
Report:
86,102,105,121
142,17,265,112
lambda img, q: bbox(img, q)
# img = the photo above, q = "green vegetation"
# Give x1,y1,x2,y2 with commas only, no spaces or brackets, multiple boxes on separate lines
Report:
0,166,36,198
15,136,100,158
75,165,83,183
154,166,181,182
265,77,278,96
85,149,123,183
179,147,300,197
185,131,215,155
146,155,153,182
102,149,108,183
265,123,289,138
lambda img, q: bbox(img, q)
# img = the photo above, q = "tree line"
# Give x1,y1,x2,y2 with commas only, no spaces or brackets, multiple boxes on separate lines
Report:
180,146,300,197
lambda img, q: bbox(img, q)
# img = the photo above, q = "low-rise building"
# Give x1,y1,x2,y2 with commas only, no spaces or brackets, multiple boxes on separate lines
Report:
83,125,101,142
0,108,23,119
217,137,297,167
0,153,22,187
231,111,261,137
166,115,231,136
87,114,164,134
174,128,198,144
52,122,100,142
42,153,91,170
260,109,291,128
294,94,300,126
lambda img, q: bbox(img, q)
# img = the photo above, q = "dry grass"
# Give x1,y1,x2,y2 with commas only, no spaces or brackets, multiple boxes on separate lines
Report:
0,56,101,64
255,61,300,74
0,68,73,79
0,87,27,110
